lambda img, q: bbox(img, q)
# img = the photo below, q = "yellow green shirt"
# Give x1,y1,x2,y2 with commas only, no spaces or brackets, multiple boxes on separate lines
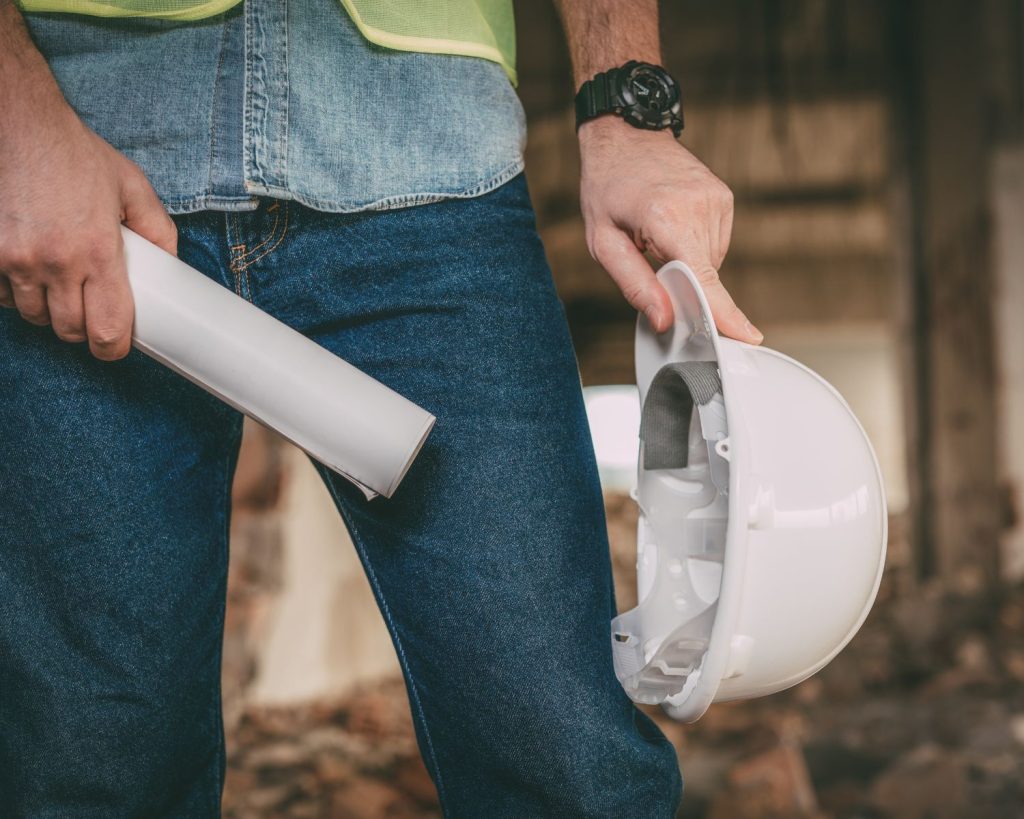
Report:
15,0,517,83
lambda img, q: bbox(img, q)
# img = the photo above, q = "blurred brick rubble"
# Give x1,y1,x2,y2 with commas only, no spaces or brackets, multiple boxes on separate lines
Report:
222,680,440,819
220,431,1024,818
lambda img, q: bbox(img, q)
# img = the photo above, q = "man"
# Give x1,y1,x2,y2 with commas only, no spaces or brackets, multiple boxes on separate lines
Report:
0,0,762,815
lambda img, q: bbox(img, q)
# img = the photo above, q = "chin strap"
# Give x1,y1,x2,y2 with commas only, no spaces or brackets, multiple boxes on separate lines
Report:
639,360,726,473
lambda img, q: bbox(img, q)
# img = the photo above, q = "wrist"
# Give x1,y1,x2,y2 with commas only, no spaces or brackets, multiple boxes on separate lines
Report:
575,60,684,140
578,115,679,152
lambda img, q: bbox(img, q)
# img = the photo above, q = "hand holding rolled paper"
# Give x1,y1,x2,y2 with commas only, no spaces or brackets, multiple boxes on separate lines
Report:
122,227,436,500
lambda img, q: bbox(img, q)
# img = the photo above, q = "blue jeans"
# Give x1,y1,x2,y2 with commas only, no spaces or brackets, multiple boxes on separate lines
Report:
0,174,682,818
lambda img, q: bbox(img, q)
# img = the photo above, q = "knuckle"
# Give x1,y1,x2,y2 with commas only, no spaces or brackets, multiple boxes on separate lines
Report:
620,282,647,306
9,275,39,294
120,156,146,183
15,243,64,273
689,194,711,218
50,302,86,339
645,198,677,225
54,325,87,343
89,325,125,348
590,230,618,265
160,220,179,251
694,265,721,286
0,239,36,271
27,232,74,270
92,340,130,361
21,309,49,326
85,235,119,269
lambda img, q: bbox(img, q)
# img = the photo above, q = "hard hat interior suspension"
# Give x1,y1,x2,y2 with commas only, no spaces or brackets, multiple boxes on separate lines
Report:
611,361,730,705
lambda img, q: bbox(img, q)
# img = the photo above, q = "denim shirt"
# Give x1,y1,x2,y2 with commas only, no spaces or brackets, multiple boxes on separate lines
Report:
21,0,527,214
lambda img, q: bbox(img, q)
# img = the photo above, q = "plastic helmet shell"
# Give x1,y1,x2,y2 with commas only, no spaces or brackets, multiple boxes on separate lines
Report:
611,261,888,723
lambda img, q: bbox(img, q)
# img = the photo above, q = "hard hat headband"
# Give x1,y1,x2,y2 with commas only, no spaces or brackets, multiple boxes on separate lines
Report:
639,361,722,470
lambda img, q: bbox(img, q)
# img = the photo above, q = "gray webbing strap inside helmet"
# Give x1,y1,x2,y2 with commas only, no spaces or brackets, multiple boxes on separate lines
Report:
639,361,724,470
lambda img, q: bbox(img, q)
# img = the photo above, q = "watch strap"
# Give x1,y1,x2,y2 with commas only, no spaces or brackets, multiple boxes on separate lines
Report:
575,61,684,137
574,67,622,129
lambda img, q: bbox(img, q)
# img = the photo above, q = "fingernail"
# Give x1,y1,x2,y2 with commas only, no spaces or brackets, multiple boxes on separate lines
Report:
744,320,764,342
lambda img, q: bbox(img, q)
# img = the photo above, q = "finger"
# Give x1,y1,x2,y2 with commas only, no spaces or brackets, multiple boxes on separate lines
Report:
691,264,763,345
120,161,178,257
715,202,734,271
83,237,134,361
652,219,762,345
591,226,674,333
10,279,51,326
47,281,87,343
0,275,14,308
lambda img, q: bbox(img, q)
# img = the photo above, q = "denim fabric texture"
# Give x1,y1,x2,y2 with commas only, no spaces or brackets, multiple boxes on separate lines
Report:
21,0,527,214
0,175,683,817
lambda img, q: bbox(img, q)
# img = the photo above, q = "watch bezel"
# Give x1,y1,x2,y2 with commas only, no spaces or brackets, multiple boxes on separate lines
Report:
614,61,684,136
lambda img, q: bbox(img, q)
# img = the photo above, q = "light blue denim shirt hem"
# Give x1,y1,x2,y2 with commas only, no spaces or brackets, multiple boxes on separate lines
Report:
240,155,525,215
22,0,527,216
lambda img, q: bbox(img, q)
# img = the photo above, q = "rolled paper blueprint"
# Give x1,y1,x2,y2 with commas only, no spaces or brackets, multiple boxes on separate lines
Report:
121,226,436,500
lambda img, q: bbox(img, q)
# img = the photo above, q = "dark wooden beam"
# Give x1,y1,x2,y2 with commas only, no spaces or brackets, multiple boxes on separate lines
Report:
890,0,1003,589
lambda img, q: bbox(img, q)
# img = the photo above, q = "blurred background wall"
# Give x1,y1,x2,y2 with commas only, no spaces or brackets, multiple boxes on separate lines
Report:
220,2,1024,817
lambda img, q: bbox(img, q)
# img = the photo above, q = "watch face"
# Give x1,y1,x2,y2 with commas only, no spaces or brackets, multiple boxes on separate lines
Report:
630,70,672,113
622,64,679,117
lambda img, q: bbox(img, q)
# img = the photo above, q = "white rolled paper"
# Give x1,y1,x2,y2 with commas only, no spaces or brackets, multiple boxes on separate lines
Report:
121,226,436,500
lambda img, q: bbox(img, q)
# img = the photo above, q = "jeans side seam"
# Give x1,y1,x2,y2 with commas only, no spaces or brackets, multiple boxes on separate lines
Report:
211,415,244,816
316,470,451,818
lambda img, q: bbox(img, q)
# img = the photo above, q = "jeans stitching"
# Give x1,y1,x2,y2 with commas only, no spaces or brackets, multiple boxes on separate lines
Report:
235,201,281,261
211,415,243,816
235,200,289,273
244,255,253,302
226,213,244,296
206,15,229,196
316,470,452,817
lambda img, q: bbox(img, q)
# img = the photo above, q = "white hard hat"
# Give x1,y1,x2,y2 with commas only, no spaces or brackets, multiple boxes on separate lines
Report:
611,261,887,722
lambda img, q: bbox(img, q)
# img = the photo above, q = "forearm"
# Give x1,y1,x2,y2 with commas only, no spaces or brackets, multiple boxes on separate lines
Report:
0,1,72,136
553,0,661,90
550,0,760,343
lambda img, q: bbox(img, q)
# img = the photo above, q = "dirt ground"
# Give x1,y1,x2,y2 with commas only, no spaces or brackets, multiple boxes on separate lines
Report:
222,495,1024,819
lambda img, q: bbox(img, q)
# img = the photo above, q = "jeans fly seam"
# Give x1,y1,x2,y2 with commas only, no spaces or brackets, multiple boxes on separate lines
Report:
235,201,288,274
317,472,452,818
235,201,280,261
226,213,244,296
225,211,259,299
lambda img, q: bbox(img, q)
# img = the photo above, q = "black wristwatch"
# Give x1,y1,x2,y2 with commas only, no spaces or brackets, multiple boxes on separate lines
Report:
574,61,684,137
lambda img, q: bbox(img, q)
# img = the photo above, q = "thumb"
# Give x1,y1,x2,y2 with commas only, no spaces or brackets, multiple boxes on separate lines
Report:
591,227,674,333
120,161,178,257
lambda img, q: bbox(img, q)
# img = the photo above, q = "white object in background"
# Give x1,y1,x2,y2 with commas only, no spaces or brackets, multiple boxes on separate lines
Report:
583,386,642,493
121,226,436,500
611,261,887,722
